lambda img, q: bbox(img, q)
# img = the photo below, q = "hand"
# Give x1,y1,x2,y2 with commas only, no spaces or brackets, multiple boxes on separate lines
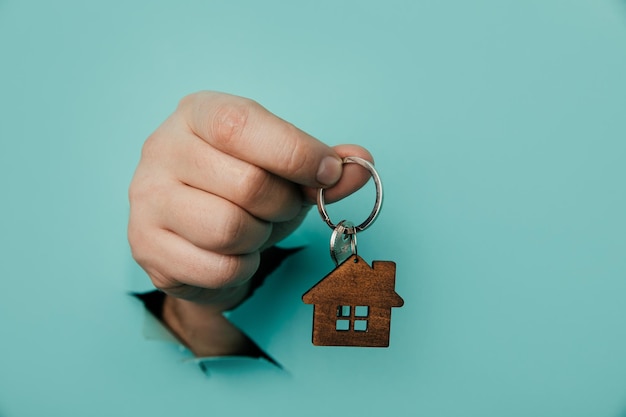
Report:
128,91,372,356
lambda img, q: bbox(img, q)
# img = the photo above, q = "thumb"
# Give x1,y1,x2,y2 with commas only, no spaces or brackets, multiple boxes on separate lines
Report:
301,144,374,204
181,91,344,188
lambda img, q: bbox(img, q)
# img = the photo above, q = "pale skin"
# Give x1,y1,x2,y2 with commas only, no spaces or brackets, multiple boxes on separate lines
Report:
128,91,372,356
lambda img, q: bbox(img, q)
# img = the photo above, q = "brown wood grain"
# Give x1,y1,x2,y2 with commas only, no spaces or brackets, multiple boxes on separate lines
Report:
302,255,404,347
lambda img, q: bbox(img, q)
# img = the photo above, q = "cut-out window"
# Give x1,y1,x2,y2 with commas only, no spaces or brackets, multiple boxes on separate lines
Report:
354,320,368,332
337,305,351,317
355,306,369,317
335,305,370,333
336,319,350,331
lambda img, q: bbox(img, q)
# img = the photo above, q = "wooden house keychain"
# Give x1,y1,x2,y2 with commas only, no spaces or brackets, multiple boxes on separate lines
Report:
302,156,404,347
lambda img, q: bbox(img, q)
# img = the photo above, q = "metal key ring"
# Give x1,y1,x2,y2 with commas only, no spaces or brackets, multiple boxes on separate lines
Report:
317,156,383,233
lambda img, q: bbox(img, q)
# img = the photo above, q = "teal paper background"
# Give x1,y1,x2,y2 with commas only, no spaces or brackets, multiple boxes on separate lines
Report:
1,1,625,416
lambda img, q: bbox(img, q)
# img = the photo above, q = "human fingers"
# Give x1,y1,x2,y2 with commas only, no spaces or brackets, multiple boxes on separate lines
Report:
178,91,344,188
301,144,374,204
128,220,260,292
155,182,273,255
162,127,303,222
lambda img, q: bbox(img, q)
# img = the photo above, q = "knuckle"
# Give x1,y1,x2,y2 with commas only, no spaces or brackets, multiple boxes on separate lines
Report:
128,174,167,208
282,130,311,177
130,239,178,293
127,179,141,205
151,249,209,291
236,164,272,209
148,270,175,293
140,132,161,160
213,255,243,287
176,90,209,111
211,252,259,288
127,222,139,253
215,209,247,252
176,93,195,110
173,253,245,289
209,99,254,145
127,223,153,272
174,253,259,290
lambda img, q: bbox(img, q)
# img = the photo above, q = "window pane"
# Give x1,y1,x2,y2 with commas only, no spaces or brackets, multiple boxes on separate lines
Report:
355,306,369,317
336,305,351,317
354,320,368,332
336,319,350,331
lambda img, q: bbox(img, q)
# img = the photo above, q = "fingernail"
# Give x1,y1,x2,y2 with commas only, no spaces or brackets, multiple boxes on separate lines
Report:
316,156,343,186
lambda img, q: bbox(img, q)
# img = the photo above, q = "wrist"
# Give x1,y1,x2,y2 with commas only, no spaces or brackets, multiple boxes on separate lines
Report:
162,291,252,357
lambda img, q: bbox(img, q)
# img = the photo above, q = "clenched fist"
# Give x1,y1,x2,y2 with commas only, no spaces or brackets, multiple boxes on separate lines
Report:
128,91,372,356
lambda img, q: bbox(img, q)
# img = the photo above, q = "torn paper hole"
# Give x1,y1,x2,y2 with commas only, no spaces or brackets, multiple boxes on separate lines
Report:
132,247,302,375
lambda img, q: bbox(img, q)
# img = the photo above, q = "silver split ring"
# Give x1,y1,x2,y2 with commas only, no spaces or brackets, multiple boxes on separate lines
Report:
317,156,383,233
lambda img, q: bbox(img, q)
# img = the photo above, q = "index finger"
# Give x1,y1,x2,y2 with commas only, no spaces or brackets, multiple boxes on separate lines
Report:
179,91,343,188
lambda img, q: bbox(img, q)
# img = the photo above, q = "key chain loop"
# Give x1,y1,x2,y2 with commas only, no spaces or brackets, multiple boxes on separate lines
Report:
317,156,383,233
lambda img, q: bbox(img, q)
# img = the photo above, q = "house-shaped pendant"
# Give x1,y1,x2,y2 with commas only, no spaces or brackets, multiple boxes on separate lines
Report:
302,255,404,347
